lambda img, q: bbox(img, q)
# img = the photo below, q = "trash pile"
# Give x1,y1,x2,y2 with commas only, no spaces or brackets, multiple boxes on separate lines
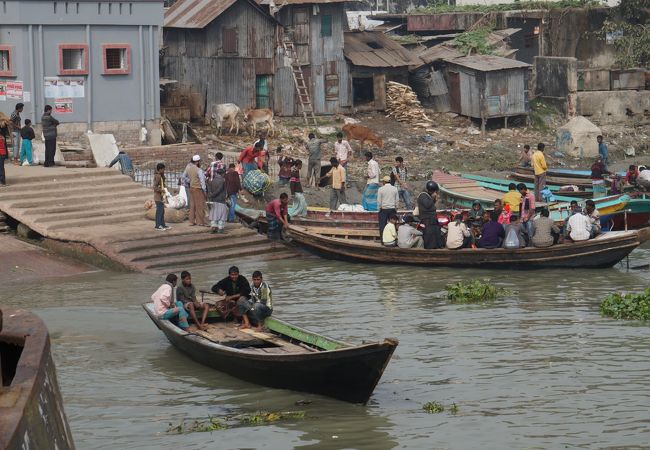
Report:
385,81,433,128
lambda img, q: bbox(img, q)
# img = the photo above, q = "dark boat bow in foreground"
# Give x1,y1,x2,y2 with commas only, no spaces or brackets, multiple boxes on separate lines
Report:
143,303,398,403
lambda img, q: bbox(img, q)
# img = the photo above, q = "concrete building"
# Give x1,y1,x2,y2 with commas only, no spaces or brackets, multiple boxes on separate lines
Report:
0,0,163,145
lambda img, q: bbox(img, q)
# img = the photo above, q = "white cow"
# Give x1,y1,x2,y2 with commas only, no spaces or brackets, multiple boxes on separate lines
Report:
208,103,241,135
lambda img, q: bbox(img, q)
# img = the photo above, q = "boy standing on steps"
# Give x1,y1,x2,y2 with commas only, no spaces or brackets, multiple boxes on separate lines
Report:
153,162,170,231
20,119,35,165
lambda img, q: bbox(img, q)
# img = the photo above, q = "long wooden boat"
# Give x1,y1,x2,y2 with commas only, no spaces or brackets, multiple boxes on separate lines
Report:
462,173,593,198
288,225,650,269
510,170,597,189
143,302,397,404
0,308,75,450
516,166,626,179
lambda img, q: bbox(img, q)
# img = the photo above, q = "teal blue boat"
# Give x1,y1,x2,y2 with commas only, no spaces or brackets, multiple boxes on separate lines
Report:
461,173,593,198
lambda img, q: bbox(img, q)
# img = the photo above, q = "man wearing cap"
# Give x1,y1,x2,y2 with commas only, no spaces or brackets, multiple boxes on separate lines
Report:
186,154,207,226
377,174,399,236
398,214,424,248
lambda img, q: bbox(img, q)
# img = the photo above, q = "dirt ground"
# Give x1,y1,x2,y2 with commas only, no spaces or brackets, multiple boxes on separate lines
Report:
191,105,650,208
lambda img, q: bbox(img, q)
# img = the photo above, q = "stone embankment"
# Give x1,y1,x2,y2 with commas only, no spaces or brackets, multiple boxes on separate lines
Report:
0,166,294,273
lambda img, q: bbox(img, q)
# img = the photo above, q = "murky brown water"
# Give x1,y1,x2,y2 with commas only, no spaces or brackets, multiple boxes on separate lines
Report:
3,244,650,449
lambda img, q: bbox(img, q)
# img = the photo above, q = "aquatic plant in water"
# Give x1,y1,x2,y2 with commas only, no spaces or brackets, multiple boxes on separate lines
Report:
445,279,508,303
167,410,307,434
600,288,650,320
422,401,445,414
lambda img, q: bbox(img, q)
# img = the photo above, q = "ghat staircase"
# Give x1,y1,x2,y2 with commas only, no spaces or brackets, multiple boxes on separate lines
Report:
0,166,295,273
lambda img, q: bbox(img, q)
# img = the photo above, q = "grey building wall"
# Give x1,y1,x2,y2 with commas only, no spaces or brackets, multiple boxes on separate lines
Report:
0,0,162,144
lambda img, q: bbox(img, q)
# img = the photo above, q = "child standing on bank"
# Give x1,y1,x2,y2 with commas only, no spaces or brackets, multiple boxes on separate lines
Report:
19,119,35,165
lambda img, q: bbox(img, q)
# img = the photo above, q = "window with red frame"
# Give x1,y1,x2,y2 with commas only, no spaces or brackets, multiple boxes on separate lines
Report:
59,44,89,75
0,46,14,77
102,44,131,75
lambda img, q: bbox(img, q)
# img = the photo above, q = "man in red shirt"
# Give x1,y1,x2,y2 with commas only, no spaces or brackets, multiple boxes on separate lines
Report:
265,193,290,240
238,141,263,176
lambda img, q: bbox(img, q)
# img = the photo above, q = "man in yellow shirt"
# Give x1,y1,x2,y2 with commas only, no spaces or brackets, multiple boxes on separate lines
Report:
502,182,521,213
321,157,347,211
532,142,548,202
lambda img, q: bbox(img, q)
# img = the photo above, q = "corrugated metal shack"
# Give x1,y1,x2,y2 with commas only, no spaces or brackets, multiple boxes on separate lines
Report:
409,29,520,112
343,31,419,111
272,0,350,116
443,55,530,129
161,0,278,114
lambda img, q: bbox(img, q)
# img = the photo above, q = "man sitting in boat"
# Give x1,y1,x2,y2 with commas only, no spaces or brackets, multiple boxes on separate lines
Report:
446,214,471,250
624,165,639,186
382,214,399,247
177,271,209,331
584,200,602,236
530,208,560,247
398,214,424,248
517,183,535,237
467,200,484,223
502,183,521,213
152,274,189,330
478,211,505,249
246,271,273,331
566,211,592,241
211,266,252,325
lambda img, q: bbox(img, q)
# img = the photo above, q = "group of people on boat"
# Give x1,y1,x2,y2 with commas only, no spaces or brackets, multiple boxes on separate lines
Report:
379,179,603,250
151,267,273,331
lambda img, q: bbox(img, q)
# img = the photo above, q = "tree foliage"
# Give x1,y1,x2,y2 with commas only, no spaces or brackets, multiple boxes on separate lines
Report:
603,0,650,68
452,27,495,56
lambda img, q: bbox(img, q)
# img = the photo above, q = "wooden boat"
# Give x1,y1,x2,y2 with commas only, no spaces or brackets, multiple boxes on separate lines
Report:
510,170,596,189
143,302,398,404
0,308,75,450
433,171,630,220
288,225,650,269
462,173,593,198
516,166,626,179
608,195,650,230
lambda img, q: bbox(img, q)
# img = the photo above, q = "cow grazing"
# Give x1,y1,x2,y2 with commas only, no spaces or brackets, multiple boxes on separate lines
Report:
208,103,241,135
342,124,384,150
244,108,274,137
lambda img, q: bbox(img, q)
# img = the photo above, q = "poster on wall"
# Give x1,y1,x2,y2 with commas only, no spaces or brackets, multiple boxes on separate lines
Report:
44,77,85,98
0,82,6,101
54,98,73,114
6,81,23,100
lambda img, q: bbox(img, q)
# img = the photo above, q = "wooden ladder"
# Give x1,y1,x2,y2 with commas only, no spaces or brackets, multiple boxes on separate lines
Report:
282,35,317,126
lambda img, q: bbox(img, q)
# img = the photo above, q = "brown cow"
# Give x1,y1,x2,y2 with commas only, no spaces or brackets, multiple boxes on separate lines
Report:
244,108,275,137
341,124,384,151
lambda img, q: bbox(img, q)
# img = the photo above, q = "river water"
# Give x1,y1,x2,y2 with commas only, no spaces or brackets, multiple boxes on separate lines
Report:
4,244,650,449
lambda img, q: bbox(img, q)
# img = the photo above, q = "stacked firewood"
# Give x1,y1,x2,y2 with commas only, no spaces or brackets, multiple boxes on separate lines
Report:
385,81,432,127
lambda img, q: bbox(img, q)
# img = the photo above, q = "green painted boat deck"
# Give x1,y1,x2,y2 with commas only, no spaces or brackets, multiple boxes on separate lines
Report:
264,318,348,351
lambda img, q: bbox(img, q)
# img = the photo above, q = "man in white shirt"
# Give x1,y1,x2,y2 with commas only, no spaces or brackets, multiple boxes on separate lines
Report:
334,132,352,168
377,175,399,236
398,214,424,248
567,212,592,241
362,151,380,211
446,214,471,249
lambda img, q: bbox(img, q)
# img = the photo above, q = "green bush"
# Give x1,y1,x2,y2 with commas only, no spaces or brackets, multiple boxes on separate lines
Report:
445,279,508,303
600,288,650,320
423,401,445,413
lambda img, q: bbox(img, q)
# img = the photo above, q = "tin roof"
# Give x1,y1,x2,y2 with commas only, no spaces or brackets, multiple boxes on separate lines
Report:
417,28,521,65
165,0,274,28
344,31,419,68
444,54,531,71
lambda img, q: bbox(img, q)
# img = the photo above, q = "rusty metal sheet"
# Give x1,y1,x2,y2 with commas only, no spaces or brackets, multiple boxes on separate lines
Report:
165,0,277,29
444,55,530,72
407,13,485,32
344,31,419,68
255,58,274,75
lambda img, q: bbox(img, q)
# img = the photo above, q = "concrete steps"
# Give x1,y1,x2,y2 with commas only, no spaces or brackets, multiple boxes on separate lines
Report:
0,165,296,273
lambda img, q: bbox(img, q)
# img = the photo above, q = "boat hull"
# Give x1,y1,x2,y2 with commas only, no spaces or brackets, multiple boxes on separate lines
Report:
143,307,397,404
0,309,75,450
288,226,649,269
